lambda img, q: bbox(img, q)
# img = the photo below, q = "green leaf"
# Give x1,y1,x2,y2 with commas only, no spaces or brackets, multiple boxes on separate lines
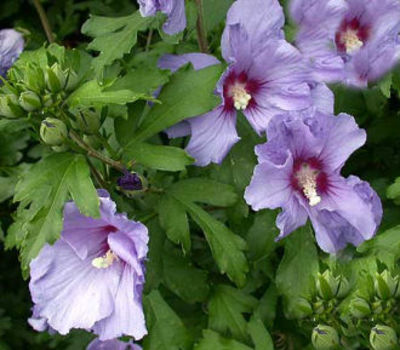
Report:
162,247,209,303
128,64,222,143
143,290,192,350
357,225,400,268
124,142,194,171
247,317,274,350
111,68,170,94
208,284,257,341
82,11,151,73
158,195,191,252
246,211,279,262
168,178,238,207
194,330,252,350
253,285,278,328
378,73,392,98
9,153,99,272
67,79,148,107
175,198,248,287
387,177,400,204
275,224,319,318
0,176,16,203
144,218,166,292
0,120,30,166
203,0,234,32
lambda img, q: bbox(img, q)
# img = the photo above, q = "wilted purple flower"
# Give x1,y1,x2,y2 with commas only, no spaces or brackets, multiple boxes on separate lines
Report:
291,0,400,86
0,29,24,77
87,338,141,350
137,0,186,35
244,110,382,253
117,171,143,191
29,190,148,341
162,0,311,166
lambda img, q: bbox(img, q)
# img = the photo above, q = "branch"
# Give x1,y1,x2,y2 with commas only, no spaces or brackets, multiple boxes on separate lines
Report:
195,0,209,53
69,130,125,173
32,0,55,43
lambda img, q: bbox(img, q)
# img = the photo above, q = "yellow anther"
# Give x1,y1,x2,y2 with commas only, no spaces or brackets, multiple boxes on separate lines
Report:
92,250,117,269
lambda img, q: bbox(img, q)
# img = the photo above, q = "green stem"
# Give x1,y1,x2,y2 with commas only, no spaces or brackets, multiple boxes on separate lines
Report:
32,0,55,43
194,0,209,53
87,158,108,189
69,130,125,173
145,29,153,52
94,132,119,160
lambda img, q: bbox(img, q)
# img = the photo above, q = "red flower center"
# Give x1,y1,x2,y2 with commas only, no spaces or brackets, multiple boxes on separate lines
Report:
291,158,328,206
223,71,259,111
335,18,370,54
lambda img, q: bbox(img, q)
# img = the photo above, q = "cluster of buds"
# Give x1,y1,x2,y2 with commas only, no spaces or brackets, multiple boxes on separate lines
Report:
345,270,400,349
349,270,400,321
292,270,350,319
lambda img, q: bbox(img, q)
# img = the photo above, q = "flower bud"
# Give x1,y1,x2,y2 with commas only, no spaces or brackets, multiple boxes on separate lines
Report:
317,270,339,300
83,135,101,149
336,276,350,298
291,298,313,319
45,63,67,92
65,70,80,91
43,94,54,108
40,118,68,146
370,325,398,350
19,91,41,112
73,110,101,134
312,325,340,350
349,297,371,319
0,94,24,119
313,300,325,315
375,270,397,300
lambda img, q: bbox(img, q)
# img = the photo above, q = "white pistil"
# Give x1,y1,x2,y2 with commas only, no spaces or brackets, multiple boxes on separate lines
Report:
231,84,251,110
343,30,363,54
92,250,117,269
296,164,321,207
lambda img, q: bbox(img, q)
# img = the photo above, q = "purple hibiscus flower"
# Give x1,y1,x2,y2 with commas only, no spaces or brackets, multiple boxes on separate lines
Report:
87,338,141,350
161,0,311,166
28,190,148,341
244,110,382,253
0,29,24,77
137,0,186,35
291,0,400,87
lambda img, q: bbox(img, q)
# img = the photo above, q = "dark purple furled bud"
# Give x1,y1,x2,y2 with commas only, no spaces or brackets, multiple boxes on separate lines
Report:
117,171,143,191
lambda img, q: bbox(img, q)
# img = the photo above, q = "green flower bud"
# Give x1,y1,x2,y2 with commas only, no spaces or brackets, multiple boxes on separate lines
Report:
43,94,54,108
349,297,371,318
45,63,67,92
40,118,68,146
19,91,41,112
0,94,24,119
372,300,384,314
65,70,80,91
370,325,398,350
336,276,350,298
375,270,397,300
313,300,325,315
394,276,400,298
291,298,313,319
317,270,339,300
83,134,101,149
312,325,340,350
73,110,101,134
